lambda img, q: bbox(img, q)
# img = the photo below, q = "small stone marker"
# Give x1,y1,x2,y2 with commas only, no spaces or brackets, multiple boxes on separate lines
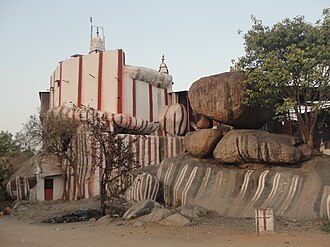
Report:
255,208,274,235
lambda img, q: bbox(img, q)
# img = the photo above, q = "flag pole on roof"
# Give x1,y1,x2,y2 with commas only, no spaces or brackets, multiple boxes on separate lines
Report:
90,16,93,40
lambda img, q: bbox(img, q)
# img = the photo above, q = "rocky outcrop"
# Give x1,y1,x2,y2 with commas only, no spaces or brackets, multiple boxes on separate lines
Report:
188,72,273,129
151,153,330,220
213,129,312,164
158,103,187,136
184,129,223,158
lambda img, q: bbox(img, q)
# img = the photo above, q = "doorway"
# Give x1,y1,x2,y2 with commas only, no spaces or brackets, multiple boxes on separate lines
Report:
44,178,53,201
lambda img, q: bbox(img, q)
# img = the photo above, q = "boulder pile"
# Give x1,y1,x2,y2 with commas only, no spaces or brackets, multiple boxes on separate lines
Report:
188,71,273,129
185,71,312,165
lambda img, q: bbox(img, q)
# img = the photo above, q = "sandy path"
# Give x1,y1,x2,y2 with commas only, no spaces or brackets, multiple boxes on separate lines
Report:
1,217,329,247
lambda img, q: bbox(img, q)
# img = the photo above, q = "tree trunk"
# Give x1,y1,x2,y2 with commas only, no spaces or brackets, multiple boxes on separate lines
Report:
100,173,107,216
295,111,314,149
61,173,67,201
299,125,314,149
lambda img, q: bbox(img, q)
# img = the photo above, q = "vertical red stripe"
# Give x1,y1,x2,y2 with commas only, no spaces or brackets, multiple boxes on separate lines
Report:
170,137,174,157
173,112,176,135
186,96,191,132
149,84,153,122
117,49,123,113
89,138,96,198
49,75,53,108
256,209,260,235
97,52,103,110
52,72,55,108
148,137,151,165
141,139,145,167
177,104,185,135
154,137,158,165
128,135,133,168
77,56,83,107
59,62,62,106
164,88,168,105
136,136,140,168
132,79,136,117
263,209,267,231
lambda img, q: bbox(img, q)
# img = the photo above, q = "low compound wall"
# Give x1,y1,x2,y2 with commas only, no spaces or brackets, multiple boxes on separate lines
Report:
151,154,330,220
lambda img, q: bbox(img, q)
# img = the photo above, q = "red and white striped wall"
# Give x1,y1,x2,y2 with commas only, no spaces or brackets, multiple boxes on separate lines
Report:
49,49,171,131
64,126,184,200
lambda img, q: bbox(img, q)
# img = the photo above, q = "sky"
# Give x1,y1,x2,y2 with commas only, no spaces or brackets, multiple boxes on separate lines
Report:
0,0,328,134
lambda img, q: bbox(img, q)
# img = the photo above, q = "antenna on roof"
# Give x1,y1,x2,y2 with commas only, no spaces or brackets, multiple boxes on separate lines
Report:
89,17,106,54
90,16,93,40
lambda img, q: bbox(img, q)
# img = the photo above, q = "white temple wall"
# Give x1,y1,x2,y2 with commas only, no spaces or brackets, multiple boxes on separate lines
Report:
81,53,99,108
60,58,79,107
101,50,120,113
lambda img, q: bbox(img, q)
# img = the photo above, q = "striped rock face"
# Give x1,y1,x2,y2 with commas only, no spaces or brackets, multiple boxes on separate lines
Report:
125,172,160,202
111,113,159,135
188,71,273,129
213,129,312,164
6,177,31,200
153,154,330,220
158,103,187,136
48,106,159,135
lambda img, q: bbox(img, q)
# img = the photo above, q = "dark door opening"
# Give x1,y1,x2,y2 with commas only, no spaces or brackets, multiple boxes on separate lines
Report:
44,178,54,201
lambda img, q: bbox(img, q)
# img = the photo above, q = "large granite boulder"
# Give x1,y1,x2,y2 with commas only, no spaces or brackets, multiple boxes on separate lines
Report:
158,103,187,136
188,71,273,129
213,129,312,164
184,129,223,158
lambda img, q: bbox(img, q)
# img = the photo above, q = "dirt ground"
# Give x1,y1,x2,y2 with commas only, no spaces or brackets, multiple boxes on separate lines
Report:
0,199,329,247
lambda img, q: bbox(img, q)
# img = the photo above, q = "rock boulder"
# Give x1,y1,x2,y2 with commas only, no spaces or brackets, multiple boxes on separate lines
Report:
123,199,161,220
213,129,312,164
196,116,213,129
159,213,191,226
158,103,187,136
184,129,223,158
188,71,273,129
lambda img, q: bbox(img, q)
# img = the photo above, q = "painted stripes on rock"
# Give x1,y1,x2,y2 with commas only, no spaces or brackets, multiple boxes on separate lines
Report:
125,172,159,202
6,177,30,200
154,155,327,220
158,103,188,136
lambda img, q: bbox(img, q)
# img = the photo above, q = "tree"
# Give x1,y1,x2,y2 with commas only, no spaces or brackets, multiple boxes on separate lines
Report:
18,110,80,200
79,107,135,215
236,9,330,148
0,131,19,200
15,114,43,154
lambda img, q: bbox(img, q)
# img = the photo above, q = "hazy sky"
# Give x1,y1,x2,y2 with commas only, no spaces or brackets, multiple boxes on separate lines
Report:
0,0,328,134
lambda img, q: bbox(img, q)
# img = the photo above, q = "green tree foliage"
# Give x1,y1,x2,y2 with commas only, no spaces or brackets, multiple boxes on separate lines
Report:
0,131,19,200
236,9,330,147
0,131,20,157
15,114,43,154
